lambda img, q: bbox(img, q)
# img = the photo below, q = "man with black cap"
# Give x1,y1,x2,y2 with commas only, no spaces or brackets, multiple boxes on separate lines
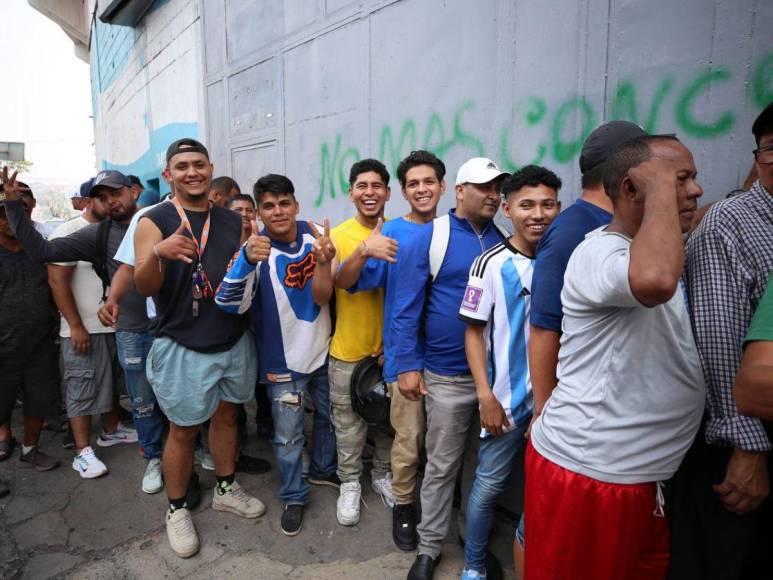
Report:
670,102,773,579
133,138,269,559
0,173,61,473
528,121,647,439
0,168,168,489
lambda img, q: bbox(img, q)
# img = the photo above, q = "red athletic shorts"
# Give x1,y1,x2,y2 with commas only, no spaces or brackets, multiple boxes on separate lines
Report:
524,442,669,580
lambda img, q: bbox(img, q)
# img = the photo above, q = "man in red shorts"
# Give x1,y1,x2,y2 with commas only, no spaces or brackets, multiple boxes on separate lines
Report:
525,135,706,579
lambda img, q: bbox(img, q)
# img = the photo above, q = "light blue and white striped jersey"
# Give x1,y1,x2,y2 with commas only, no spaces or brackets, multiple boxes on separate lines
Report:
458,239,534,438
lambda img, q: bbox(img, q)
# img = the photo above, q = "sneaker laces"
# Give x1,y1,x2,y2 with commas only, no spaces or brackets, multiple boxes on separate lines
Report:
79,447,98,463
229,483,253,505
170,510,195,536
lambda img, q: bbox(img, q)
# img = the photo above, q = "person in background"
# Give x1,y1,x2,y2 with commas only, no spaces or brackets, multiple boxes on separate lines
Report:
130,175,161,209
209,176,241,208
227,193,256,240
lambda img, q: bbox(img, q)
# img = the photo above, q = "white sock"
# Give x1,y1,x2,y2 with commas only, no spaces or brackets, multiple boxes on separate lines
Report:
22,445,34,454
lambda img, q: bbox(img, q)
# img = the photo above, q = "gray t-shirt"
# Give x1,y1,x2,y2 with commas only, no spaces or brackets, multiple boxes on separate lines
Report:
5,199,149,332
531,228,705,484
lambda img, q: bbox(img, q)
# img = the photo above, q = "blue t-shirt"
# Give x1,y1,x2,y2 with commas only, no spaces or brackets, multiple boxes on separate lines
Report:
530,198,612,332
349,217,422,382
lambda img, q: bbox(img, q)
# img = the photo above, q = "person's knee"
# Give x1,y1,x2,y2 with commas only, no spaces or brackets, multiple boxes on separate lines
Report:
211,401,238,424
168,424,199,445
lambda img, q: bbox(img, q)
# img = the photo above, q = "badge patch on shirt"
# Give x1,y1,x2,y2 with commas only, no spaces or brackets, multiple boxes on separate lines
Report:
461,286,483,312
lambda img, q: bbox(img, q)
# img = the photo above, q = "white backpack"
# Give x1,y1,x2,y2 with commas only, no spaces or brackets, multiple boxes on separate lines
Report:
428,214,509,281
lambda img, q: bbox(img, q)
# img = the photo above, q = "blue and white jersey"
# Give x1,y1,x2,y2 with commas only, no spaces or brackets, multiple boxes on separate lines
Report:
458,239,534,437
215,221,331,383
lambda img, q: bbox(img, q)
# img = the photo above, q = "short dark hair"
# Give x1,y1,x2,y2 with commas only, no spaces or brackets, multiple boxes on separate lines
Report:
581,162,605,189
128,175,143,189
209,176,240,196
227,193,256,208
349,159,390,187
602,135,680,199
500,165,561,199
396,150,446,188
253,174,295,204
752,101,773,146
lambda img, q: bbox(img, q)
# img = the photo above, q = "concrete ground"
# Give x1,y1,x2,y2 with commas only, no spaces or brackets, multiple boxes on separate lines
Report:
0,404,517,580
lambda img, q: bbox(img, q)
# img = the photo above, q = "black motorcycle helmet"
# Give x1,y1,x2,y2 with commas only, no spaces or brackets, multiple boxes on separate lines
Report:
350,356,391,428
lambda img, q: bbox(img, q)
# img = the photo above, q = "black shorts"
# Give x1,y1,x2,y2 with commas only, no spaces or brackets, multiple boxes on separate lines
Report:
0,338,61,424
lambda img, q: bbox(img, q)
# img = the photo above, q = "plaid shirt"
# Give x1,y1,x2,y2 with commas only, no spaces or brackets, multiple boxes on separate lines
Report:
686,180,773,452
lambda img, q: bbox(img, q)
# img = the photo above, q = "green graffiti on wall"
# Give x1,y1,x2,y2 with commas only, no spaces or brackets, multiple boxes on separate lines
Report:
315,55,772,207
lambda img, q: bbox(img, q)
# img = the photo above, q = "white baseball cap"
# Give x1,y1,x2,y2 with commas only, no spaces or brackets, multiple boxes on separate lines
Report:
455,157,508,186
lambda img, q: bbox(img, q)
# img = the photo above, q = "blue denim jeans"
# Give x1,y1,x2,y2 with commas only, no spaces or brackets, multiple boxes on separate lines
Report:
116,330,164,459
464,424,528,572
267,364,337,505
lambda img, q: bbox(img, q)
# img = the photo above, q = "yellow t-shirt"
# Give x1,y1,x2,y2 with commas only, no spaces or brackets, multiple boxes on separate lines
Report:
329,217,385,362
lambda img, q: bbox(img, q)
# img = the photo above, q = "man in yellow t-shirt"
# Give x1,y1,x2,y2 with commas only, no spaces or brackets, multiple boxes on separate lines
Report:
311,158,399,527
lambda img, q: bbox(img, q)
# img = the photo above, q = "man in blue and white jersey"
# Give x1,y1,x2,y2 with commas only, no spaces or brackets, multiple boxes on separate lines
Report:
458,166,561,580
215,174,337,537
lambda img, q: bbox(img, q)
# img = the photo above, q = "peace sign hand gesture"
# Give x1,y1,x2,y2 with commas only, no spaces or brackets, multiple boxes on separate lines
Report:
309,218,336,265
0,166,30,202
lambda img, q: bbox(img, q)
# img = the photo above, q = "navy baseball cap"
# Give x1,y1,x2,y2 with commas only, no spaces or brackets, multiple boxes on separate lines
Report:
89,170,132,197
579,121,648,175
72,178,94,199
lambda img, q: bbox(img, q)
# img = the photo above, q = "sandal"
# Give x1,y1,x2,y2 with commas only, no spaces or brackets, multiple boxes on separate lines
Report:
0,437,17,462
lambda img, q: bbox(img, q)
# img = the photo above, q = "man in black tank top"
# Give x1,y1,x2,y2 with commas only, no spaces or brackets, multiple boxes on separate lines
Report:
134,139,269,558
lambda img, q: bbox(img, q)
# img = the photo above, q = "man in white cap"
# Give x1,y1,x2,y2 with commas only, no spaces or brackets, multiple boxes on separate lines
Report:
392,157,509,580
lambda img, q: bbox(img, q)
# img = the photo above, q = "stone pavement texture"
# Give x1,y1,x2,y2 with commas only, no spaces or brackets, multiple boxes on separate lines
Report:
0,407,516,580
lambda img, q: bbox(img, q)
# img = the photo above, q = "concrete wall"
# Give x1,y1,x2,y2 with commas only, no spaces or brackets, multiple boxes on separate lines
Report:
90,0,202,195
200,0,772,225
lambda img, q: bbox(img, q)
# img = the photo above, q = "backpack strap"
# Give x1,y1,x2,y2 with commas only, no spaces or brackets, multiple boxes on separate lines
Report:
492,221,509,239
92,219,112,303
428,214,450,282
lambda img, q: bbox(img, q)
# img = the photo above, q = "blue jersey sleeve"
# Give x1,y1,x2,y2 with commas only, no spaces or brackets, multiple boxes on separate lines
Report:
392,223,432,374
347,257,388,293
214,245,258,314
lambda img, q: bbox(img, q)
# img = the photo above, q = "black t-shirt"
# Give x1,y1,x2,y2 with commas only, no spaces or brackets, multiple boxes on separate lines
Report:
142,202,247,353
0,244,57,359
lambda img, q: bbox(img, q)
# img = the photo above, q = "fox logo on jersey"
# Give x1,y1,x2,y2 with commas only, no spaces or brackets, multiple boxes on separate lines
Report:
284,252,316,289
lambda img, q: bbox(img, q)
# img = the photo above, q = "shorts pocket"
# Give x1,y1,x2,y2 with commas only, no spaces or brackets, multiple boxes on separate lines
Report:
64,369,97,403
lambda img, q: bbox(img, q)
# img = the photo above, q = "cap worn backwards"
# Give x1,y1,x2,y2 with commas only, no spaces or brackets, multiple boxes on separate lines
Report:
579,121,648,175
165,138,210,164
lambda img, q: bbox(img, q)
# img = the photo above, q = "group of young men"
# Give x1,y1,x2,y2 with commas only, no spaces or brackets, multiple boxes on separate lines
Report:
0,100,771,580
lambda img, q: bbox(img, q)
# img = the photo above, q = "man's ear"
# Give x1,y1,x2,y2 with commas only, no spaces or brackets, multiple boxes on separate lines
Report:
162,167,173,185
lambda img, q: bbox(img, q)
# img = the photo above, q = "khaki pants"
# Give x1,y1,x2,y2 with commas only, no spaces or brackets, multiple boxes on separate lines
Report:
387,381,426,505
329,357,392,483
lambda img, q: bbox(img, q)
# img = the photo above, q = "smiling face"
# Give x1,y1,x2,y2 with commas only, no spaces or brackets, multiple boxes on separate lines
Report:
349,170,390,221
402,164,444,219
503,185,560,254
257,192,299,242
163,152,213,201
230,198,256,232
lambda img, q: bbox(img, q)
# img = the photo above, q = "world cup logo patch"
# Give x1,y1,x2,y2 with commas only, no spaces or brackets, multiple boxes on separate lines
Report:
461,286,483,312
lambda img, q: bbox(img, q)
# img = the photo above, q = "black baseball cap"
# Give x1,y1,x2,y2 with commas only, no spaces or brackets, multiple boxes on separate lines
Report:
752,101,773,144
579,121,648,174
89,170,132,197
74,178,94,199
166,138,210,164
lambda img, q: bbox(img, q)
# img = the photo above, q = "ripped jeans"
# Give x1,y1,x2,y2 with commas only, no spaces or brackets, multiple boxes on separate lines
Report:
116,331,164,459
267,364,337,505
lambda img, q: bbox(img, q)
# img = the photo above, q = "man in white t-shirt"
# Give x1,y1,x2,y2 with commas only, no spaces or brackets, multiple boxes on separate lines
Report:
48,194,137,479
525,135,706,580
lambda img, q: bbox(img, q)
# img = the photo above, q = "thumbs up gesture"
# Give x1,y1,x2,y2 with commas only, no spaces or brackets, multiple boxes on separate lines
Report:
246,220,272,263
309,218,336,265
153,220,198,263
362,217,398,263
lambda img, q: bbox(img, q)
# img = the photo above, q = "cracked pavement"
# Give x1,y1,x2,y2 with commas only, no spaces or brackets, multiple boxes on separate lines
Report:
0,406,516,580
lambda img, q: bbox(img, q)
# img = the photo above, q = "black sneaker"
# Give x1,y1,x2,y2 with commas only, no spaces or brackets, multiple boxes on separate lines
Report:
308,472,341,488
280,504,304,536
393,502,418,551
407,553,441,580
235,453,271,474
186,470,201,511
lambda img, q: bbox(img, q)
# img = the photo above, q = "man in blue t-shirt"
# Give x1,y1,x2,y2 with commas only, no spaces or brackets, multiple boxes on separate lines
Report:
215,174,337,538
336,150,446,551
528,121,646,428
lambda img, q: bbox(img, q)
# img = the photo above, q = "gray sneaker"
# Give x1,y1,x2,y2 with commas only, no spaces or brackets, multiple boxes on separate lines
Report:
20,446,60,471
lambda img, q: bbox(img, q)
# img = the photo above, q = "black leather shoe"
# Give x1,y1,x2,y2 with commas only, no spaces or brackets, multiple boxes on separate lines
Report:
393,503,418,551
407,553,441,580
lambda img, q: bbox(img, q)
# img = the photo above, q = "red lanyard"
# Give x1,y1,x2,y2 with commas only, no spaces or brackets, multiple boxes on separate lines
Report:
171,197,211,260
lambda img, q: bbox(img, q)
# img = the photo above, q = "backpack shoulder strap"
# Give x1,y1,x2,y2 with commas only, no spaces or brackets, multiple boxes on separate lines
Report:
93,219,112,302
428,214,450,282
493,221,509,239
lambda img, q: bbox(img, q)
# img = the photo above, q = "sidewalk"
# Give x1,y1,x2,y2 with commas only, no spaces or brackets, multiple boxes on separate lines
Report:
0,409,515,579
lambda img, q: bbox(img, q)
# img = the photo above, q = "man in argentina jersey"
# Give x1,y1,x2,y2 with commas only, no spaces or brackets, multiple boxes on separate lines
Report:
215,174,337,537
458,166,561,580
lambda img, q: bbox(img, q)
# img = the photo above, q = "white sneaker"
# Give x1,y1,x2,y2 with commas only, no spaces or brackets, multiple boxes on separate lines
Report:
372,472,395,508
337,481,362,526
96,423,139,447
194,446,215,471
166,507,199,558
142,458,164,494
72,446,108,479
212,481,266,518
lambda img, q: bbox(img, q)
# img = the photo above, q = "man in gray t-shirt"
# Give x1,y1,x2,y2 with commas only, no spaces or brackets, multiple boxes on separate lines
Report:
525,136,706,579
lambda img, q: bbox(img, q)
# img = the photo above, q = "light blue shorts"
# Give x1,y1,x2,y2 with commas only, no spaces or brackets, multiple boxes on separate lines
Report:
146,331,257,426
